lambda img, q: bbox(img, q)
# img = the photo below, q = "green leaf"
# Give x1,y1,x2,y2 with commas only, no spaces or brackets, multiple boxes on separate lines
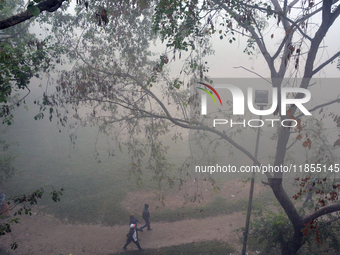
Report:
27,5,40,17
0,1,5,10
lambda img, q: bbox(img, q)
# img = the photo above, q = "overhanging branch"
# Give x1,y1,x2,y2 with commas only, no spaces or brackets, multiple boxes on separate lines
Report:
312,51,340,76
303,203,340,224
295,97,340,119
0,0,66,30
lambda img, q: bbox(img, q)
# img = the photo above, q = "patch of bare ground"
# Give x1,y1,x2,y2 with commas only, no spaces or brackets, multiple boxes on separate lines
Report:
0,180,267,255
122,178,266,214
0,210,263,255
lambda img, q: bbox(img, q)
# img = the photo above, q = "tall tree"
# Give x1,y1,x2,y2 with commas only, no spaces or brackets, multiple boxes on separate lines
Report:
152,0,340,253
0,0,67,124
43,0,340,254
0,2,65,249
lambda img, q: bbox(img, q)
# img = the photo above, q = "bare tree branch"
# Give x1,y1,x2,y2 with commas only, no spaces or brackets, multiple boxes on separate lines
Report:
312,51,340,76
0,21,31,40
233,66,272,84
295,97,340,119
288,0,299,9
272,33,290,60
0,0,66,30
303,203,340,224
271,0,282,12
211,0,275,73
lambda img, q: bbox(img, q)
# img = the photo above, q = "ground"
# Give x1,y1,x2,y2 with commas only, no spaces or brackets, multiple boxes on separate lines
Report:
0,180,264,255
122,178,264,213
1,211,250,254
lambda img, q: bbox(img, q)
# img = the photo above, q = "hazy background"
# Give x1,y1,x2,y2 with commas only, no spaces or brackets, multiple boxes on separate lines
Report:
1,3,340,229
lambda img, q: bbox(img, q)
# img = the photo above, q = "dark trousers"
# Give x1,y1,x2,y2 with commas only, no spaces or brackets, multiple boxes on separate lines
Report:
303,193,313,207
123,236,142,250
140,219,151,230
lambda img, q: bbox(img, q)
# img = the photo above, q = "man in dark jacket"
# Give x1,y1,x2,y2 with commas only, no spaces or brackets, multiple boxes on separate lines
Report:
140,203,152,230
303,179,315,207
129,213,139,226
123,223,144,251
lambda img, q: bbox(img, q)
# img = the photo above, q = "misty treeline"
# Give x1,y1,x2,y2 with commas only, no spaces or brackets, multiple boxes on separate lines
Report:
1,0,340,254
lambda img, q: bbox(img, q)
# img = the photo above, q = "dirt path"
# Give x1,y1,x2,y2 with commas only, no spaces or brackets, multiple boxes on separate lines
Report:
1,211,250,255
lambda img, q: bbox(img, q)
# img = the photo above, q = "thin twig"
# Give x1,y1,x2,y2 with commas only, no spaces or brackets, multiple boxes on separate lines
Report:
233,66,272,84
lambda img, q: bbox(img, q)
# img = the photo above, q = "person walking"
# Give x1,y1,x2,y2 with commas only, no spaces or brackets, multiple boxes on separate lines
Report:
0,192,9,217
129,213,139,226
123,223,144,251
303,179,315,207
140,203,152,230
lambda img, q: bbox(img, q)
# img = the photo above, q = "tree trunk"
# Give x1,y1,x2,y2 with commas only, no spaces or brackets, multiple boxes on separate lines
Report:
269,126,305,255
